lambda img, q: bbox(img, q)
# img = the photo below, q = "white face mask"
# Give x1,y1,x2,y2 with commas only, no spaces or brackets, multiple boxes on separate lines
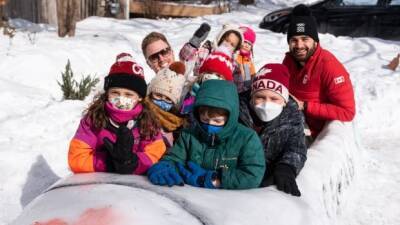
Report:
253,102,283,122
218,41,235,55
109,96,136,110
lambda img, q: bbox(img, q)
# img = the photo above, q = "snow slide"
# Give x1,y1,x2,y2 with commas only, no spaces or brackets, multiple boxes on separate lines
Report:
11,121,360,225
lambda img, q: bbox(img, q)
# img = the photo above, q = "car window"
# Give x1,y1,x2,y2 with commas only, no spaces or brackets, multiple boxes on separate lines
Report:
342,0,378,5
389,0,400,5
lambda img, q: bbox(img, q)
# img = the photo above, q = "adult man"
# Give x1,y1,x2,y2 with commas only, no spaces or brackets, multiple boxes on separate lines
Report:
239,63,307,196
283,4,355,139
142,24,210,74
141,32,175,73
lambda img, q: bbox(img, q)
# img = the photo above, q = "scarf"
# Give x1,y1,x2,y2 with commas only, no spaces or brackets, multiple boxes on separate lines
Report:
105,101,143,124
144,97,183,132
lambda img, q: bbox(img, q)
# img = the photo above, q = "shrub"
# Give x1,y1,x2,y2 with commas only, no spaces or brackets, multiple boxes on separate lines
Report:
58,60,99,100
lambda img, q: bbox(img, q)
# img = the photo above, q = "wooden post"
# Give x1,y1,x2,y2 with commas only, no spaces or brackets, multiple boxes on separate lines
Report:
120,0,129,20
0,0,6,20
40,0,57,26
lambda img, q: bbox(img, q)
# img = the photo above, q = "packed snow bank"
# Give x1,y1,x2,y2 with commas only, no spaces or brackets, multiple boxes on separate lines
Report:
11,121,359,225
297,121,361,224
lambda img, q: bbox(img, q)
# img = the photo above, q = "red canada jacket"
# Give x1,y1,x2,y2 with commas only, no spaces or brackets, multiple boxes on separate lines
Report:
283,44,355,138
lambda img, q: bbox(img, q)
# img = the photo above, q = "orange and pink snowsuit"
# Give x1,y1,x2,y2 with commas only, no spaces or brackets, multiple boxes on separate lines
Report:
68,117,166,174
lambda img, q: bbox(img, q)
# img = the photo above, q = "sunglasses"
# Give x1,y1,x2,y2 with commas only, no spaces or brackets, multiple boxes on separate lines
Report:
147,47,171,62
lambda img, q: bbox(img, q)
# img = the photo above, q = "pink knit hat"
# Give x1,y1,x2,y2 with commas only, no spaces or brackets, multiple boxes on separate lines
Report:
240,26,256,45
252,63,289,102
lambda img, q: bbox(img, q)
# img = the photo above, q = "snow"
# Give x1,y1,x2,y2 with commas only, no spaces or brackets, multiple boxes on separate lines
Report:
1,2,400,225
10,122,359,225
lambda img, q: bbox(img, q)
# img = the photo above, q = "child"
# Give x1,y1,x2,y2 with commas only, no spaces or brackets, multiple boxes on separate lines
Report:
179,23,243,78
68,53,166,175
239,63,307,196
147,80,266,189
144,61,187,148
180,49,234,117
235,26,256,92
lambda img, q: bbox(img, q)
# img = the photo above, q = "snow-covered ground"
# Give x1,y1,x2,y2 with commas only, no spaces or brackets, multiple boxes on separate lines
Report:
1,2,400,225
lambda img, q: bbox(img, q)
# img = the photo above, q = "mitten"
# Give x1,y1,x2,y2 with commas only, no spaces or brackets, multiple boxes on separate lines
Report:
177,161,216,189
189,23,211,48
147,161,184,187
103,125,137,174
273,164,301,197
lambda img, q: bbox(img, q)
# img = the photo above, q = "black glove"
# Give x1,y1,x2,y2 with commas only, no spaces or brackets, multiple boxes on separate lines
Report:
273,164,301,197
103,125,138,174
189,23,211,48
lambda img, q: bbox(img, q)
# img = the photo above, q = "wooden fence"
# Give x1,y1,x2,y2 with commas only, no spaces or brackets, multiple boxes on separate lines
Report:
1,0,104,25
1,0,229,25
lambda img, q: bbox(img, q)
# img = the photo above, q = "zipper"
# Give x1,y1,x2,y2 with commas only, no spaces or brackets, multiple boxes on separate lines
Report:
214,157,219,170
211,134,215,147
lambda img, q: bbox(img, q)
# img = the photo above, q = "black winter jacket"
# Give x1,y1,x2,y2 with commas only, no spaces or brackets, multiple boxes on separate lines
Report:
239,90,307,178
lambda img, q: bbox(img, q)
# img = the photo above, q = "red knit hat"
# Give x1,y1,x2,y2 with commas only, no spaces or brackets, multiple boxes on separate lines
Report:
240,26,256,45
251,63,290,102
104,53,147,98
198,50,234,81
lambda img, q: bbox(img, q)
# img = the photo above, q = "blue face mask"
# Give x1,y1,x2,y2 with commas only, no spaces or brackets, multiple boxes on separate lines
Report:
152,99,173,111
200,122,224,134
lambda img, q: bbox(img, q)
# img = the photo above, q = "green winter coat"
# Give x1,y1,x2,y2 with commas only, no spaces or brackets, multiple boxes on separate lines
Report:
163,80,265,189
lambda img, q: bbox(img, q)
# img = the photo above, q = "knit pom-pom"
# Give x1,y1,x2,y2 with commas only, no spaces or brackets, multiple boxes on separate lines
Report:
116,52,134,62
292,4,312,16
169,61,186,75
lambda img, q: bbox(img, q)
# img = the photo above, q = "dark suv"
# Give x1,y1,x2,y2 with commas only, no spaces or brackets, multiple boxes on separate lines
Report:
259,0,400,40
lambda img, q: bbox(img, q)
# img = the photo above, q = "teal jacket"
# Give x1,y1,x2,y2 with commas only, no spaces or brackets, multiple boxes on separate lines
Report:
162,80,265,189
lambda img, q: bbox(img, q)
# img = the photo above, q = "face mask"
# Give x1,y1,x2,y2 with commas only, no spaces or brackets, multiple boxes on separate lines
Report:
200,122,224,134
218,41,235,55
253,102,283,122
152,99,173,111
109,96,136,111
201,73,223,83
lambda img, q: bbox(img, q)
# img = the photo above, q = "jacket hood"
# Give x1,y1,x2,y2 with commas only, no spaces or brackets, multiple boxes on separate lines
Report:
194,80,239,140
213,24,244,52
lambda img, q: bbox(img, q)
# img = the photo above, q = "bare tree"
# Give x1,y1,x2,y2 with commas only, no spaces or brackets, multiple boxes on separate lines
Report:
56,0,80,37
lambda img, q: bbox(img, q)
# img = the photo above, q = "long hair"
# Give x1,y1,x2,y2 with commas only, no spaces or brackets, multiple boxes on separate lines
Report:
84,92,108,130
137,104,161,139
84,91,161,139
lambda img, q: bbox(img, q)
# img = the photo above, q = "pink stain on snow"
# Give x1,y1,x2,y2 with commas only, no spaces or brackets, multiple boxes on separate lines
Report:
33,219,68,225
74,207,119,225
33,206,123,225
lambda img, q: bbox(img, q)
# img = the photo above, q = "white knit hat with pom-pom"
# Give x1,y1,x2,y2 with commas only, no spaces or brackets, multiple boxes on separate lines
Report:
148,62,186,105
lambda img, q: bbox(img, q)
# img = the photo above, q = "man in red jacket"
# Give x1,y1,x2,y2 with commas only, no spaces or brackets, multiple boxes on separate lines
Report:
283,4,355,139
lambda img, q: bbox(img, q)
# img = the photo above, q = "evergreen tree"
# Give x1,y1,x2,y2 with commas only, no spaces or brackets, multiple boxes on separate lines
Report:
58,60,99,100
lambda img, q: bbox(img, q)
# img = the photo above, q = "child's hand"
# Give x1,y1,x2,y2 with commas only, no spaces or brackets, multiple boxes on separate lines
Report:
272,164,301,197
147,161,184,187
189,23,211,48
177,162,217,189
103,125,137,174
